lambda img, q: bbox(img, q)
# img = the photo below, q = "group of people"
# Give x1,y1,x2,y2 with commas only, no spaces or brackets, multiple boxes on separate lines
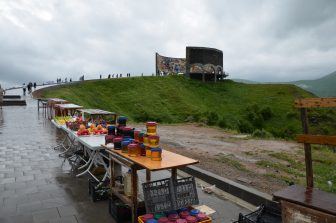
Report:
22,82,36,95
104,73,132,79
57,78,72,83
0,84,5,109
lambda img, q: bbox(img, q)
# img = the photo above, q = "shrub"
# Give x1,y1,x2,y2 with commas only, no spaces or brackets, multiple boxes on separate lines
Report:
237,119,254,133
218,118,228,128
205,111,219,126
260,106,273,120
252,129,273,138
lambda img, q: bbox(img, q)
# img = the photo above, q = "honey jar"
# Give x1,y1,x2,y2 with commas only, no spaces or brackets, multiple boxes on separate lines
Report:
143,134,149,146
146,146,152,158
113,137,123,150
151,148,162,161
140,143,146,156
146,121,157,135
128,143,139,157
138,131,145,143
134,130,140,141
121,140,131,153
148,135,160,147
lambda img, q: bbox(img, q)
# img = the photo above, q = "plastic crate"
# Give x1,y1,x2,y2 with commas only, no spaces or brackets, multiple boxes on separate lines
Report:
109,196,146,223
138,215,212,223
173,177,199,209
142,178,174,213
108,196,132,222
88,179,109,202
233,205,281,223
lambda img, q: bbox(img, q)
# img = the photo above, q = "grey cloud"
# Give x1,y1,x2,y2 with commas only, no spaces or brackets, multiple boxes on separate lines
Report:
0,0,336,88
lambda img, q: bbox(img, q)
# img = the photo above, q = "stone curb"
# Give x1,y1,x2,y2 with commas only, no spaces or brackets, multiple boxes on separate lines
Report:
179,165,279,208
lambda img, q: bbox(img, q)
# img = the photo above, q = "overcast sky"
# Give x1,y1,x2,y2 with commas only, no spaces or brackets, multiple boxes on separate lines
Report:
1,0,336,88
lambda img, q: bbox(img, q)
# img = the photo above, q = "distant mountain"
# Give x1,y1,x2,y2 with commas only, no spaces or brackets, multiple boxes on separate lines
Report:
231,78,260,84
291,71,336,97
232,71,336,97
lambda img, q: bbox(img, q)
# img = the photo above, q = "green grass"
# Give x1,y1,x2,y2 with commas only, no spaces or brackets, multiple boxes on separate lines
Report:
216,154,247,171
256,147,336,193
38,75,335,138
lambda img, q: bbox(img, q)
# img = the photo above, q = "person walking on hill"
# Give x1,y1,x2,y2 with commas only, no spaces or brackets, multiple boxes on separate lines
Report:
33,82,37,90
0,84,5,109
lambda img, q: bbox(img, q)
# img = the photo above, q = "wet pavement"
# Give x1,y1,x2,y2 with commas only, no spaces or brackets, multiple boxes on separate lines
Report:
0,90,248,223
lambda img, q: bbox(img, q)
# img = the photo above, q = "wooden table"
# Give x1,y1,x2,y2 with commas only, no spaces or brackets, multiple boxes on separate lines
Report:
104,146,199,223
274,185,336,222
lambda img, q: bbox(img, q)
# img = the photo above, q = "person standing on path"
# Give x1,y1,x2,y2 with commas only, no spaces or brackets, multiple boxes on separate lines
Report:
23,83,26,95
0,84,5,109
33,82,37,90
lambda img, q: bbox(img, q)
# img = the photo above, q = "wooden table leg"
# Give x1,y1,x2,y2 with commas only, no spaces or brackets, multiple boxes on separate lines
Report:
146,169,151,182
131,167,138,223
172,168,177,180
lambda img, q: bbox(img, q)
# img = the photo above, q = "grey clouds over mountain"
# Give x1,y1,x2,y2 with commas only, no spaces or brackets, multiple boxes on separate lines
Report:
0,0,336,87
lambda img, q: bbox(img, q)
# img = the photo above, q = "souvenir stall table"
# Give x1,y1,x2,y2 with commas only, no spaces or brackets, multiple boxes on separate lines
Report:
47,98,68,119
103,145,199,223
56,103,83,116
77,109,117,125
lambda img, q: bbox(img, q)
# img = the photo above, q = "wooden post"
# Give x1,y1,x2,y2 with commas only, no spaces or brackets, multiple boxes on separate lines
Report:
131,167,138,223
300,108,314,188
146,169,151,182
171,168,177,180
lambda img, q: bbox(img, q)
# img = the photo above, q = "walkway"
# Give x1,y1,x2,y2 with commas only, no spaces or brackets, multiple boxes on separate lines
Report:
0,91,248,223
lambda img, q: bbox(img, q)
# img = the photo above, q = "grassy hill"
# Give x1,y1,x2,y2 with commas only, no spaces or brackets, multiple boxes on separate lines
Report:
38,75,336,138
292,70,336,97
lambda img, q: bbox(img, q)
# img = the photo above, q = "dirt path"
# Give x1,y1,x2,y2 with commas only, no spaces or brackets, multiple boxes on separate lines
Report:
133,123,303,194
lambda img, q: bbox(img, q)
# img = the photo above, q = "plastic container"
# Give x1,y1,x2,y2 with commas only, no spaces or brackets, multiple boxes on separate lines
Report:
168,213,180,221
141,214,154,222
107,125,116,135
113,137,123,150
117,116,127,126
121,140,131,153
189,209,200,216
146,147,152,158
146,219,158,223
123,170,132,197
146,122,157,135
140,143,146,156
178,208,188,213
179,211,189,219
134,130,140,141
196,213,209,221
176,220,187,223
105,134,115,145
185,216,197,223
154,213,166,220
151,148,162,161
148,135,160,147
139,131,145,143
158,217,169,223
122,127,133,137
128,143,139,157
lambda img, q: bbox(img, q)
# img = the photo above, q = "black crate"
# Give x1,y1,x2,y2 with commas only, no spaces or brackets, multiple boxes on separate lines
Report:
108,197,131,222
142,178,174,213
233,205,282,223
173,177,199,209
108,196,146,223
88,179,109,202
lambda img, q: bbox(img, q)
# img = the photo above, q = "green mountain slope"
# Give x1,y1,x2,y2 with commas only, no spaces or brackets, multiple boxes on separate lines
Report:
38,76,335,138
292,71,336,97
